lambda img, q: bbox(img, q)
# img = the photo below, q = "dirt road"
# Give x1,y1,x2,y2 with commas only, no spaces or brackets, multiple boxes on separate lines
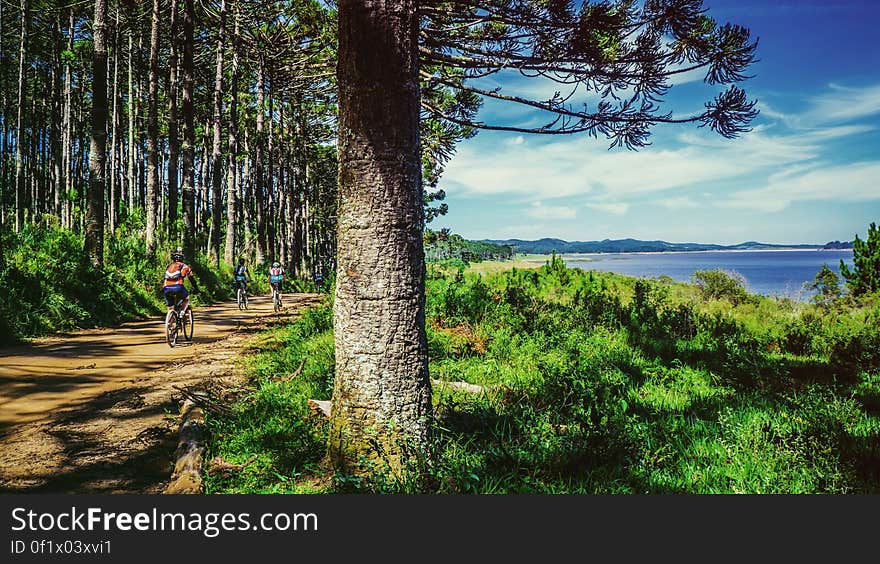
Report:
0,293,322,493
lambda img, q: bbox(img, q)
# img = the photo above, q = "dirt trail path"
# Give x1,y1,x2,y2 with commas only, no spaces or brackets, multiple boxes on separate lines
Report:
0,293,323,493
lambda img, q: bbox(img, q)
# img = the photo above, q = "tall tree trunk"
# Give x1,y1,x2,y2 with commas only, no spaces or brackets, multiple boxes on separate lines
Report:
208,0,226,266
109,11,120,232
267,88,276,261
180,0,195,258
0,0,5,229
85,0,108,268
329,0,430,474
167,0,179,240
242,126,252,258
126,30,135,215
62,9,73,229
223,0,239,265
51,14,63,219
145,0,160,256
136,27,145,210
254,59,267,264
282,95,294,270
76,75,86,232
14,0,29,232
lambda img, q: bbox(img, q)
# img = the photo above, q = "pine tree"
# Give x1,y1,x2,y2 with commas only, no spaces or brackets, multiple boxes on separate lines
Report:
840,222,880,296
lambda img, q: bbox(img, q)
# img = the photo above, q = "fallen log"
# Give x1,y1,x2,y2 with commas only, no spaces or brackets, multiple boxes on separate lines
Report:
164,399,206,494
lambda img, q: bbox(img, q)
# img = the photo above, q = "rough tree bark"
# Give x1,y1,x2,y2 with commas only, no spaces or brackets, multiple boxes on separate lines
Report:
14,0,29,232
329,0,431,474
62,9,73,229
85,0,108,268
167,0,180,240
126,30,136,214
51,14,63,219
223,1,239,265
254,58,267,264
145,0,160,256
109,11,120,232
180,0,196,258
209,0,227,266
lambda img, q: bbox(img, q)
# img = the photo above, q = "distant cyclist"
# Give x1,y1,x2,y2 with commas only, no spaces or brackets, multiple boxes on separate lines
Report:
233,258,252,295
268,262,286,300
163,248,199,312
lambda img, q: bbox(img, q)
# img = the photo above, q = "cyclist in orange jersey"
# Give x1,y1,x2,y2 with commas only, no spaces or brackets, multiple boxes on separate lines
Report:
163,248,200,312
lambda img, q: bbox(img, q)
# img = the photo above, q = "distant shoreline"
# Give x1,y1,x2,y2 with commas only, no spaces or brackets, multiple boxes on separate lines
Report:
556,248,854,259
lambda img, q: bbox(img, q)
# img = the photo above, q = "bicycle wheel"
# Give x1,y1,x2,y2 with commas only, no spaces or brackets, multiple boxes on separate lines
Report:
243,291,249,309
273,291,281,312
237,288,244,310
165,310,179,347
183,308,194,341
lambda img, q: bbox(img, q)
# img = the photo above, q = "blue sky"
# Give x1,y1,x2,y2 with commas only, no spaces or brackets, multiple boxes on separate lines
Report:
432,0,880,245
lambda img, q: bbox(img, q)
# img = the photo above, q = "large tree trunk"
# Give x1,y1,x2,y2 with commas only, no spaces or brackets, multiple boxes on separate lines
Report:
145,0,160,256
180,0,195,258
166,0,179,241
14,0,29,232
329,0,430,474
223,1,239,265
208,0,226,266
85,0,108,268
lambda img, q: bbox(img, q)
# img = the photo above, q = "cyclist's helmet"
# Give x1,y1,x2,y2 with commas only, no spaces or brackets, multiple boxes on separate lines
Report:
239,258,245,265
273,262,280,268
171,247,184,262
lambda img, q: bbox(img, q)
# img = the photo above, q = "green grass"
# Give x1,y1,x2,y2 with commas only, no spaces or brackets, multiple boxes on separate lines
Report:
204,305,335,493
206,256,880,494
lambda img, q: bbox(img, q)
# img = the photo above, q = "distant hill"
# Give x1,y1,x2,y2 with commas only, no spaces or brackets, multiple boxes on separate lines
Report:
820,240,854,250
480,237,853,254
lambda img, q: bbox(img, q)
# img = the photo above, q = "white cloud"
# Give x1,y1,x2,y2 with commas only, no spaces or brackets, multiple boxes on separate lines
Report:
718,161,880,212
760,83,880,129
660,197,700,210
803,83,880,125
526,201,577,220
585,202,630,215
445,125,820,201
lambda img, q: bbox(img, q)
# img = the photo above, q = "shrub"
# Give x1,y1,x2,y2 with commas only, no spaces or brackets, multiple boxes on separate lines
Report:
807,264,843,306
692,269,753,306
829,308,880,374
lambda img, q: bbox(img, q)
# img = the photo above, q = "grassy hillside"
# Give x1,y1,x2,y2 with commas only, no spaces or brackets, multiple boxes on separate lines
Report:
206,255,880,494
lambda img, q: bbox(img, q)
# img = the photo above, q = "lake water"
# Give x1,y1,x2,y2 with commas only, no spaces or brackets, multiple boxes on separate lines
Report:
564,249,855,300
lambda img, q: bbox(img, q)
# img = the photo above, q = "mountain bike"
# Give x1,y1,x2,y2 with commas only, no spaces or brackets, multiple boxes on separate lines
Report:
165,296,194,347
237,283,249,310
272,283,283,312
